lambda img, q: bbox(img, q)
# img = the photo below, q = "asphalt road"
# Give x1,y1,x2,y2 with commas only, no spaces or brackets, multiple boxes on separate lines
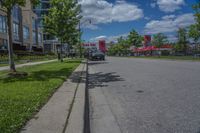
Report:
88,57,200,133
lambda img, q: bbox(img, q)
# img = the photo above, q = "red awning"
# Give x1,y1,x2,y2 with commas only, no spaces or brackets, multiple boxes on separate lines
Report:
133,46,160,52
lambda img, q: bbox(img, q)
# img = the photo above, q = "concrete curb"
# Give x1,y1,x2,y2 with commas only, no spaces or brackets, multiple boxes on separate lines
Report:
21,61,87,133
65,61,87,133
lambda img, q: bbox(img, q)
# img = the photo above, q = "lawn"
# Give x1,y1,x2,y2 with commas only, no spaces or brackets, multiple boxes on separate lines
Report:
0,59,81,133
0,55,57,67
130,56,200,61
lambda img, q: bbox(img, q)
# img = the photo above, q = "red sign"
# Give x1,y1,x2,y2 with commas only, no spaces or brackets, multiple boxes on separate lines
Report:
99,40,106,52
144,35,151,46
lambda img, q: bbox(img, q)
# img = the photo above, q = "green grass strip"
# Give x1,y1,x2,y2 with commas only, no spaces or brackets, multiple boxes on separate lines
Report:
0,59,81,133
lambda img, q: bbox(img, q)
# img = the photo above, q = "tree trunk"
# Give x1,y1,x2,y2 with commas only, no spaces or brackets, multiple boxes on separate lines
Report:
60,41,63,62
7,10,16,72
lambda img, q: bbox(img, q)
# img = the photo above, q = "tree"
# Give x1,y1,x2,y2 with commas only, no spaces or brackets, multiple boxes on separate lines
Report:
187,1,200,54
176,27,188,54
189,24,200,43
192,1,200,31
152,33,168,47
44,0,81,62
127,29,143,48
0,0,38,72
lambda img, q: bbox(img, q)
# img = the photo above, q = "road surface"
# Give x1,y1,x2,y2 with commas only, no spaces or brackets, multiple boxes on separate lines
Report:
88,57,200,133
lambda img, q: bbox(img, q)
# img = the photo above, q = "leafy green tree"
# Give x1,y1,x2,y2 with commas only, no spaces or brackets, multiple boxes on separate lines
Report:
44,0,81,62
127,29,143,48
189,24,200,43
176,27,188,54
192,1,200,31
117,37,128,56
0,0,38,72
152,33,168,47
187,1,200,54
108,29,143,56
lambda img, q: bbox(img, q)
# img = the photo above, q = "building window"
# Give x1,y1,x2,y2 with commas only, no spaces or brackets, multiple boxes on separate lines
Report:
32,18,36,31
0,15,6,33
12,6,21,23
32,31,36,44
23,26,30,40
0,39,8,50
38,33,42,43
13,22,19,41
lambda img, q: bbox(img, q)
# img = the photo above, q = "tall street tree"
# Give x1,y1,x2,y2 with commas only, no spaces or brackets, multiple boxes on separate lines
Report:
176,27,188,54
0,0,38,72
127,29,143,48
188,1,200,48
44,0,81,62
189,24,200,43
152,33,168,47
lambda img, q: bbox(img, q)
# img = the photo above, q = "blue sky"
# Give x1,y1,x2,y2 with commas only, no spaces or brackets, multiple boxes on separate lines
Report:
79,0,197,42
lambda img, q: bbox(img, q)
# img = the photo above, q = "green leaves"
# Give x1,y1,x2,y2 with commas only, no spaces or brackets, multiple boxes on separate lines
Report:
188,1,200,43
189,24,200,42
1,0,39,10
108,29,142,56
127,29,143,48
174,27,188,53
44,0,81,45
152,33,168,48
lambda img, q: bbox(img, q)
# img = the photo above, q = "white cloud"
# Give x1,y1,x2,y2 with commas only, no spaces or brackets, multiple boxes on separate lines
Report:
162,15,176,20
82,23,99,30
90,33,128,42
144,13,195,34
150,3,156,8
95,35,107,40
156,0,185,12
79,0,144,29
145,17,151,20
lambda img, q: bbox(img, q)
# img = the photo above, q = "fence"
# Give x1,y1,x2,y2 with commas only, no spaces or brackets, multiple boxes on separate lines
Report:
0,51,57,65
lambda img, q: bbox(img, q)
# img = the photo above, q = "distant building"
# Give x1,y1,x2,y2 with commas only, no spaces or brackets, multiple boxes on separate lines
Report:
33,0,58,53
132,35,173,56
0,0,43,53
0,6,7,52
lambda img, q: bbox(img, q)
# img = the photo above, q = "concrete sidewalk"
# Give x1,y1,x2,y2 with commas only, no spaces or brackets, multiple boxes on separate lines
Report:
21,62,87,133
0,59,57,71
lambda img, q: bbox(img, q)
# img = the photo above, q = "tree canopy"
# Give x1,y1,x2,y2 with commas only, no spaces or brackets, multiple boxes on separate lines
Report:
108,29,142,56
0,0,39,10
127,29,143,48
188,1,200,43
152,33,168,47
44,0,81,45
174,27,188,54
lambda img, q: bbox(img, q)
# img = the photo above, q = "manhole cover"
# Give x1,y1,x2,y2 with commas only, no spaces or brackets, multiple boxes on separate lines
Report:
136,90,144,93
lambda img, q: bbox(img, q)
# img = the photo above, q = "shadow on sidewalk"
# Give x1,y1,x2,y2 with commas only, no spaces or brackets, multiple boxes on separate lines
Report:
69,71,87,83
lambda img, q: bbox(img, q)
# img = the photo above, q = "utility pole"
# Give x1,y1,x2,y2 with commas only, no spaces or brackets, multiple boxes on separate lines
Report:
79,21,82,58
78,19,92,58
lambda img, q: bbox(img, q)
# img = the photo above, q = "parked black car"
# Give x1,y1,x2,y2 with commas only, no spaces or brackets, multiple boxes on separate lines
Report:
90,51,105,60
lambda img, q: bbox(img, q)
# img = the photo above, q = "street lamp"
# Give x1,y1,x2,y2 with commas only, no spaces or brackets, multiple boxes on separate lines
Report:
78,19,92,58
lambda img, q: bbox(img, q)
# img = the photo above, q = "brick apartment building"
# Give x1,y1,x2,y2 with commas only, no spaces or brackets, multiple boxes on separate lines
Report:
0,0,43,53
